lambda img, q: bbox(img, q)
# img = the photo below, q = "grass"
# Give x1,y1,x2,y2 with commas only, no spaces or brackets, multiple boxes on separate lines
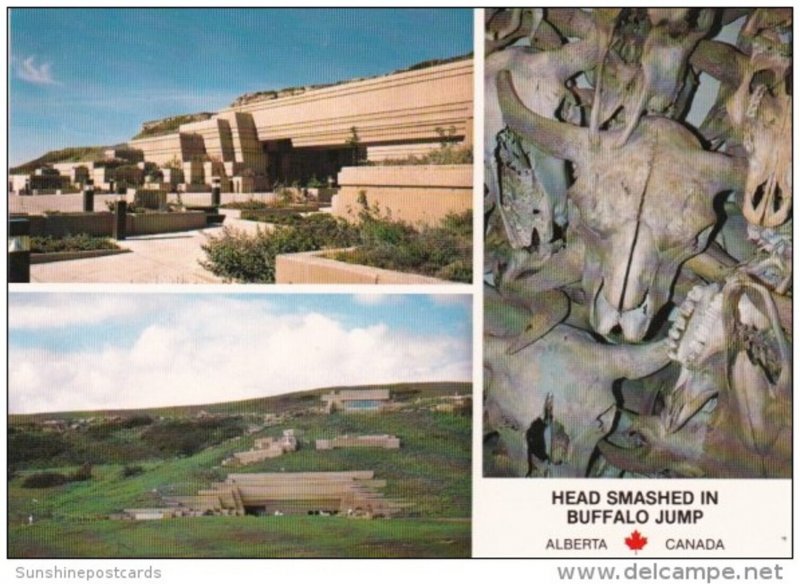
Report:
30,234,120,254
9,516,469,558
8,382,471,558
10,146,107,174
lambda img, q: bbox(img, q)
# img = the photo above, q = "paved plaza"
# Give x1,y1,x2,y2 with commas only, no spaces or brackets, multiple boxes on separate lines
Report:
30,215,264,284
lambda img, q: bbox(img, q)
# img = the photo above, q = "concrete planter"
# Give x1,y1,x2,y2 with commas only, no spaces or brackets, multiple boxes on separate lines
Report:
334,164,472,226
275,248,453,284
31,248,131,264
35,212,114,237
126,211,207,235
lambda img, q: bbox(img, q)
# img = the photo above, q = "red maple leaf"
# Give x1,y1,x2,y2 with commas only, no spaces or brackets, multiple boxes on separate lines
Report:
625,530,648,553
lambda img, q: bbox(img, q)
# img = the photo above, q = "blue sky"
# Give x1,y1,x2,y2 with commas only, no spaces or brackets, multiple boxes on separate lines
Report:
8,293,472,413
9,8,473,167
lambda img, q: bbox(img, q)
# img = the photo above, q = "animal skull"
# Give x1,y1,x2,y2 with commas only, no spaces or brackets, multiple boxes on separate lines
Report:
498,70,746,341
598,276,791,477
726,11,792,228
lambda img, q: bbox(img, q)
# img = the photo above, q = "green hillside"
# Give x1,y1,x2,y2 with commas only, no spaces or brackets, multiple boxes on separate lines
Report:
10,146,109,174
8,382,472,558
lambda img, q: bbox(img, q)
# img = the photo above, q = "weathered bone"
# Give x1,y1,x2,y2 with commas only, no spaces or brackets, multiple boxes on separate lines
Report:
499,70,746,341
484,325,670,477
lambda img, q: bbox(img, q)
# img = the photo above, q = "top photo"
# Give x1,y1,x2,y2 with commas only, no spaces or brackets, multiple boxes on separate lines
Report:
8,8,474,285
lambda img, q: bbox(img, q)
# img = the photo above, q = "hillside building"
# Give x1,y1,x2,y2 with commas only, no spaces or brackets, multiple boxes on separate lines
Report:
320,389,392,414
128,58,472,192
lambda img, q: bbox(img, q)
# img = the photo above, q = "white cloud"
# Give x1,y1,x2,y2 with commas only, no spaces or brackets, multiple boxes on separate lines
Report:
13,55,59,86
8,299,471,414
352,294,399,306
9,294,182,330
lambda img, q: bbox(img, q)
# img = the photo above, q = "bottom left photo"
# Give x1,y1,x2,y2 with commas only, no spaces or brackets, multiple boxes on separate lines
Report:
7,292,472,558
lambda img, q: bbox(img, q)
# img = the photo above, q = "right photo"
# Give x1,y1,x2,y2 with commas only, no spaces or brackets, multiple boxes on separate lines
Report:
483,8,791,479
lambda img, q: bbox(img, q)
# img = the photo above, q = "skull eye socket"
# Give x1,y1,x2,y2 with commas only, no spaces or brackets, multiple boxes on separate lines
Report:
751,70,778,96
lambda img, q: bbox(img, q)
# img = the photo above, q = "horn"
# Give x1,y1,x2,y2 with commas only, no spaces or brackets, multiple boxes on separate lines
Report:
496,70,589,163
693,150,748,195
601,337,672,380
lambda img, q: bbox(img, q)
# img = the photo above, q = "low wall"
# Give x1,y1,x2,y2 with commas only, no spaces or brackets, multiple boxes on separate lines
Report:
170,192,280,207
333,164,471,226
9,194,126,215
24,213,115,237
9,192,281,214
127,211,206,235
275,249,450,284
16,211,206,237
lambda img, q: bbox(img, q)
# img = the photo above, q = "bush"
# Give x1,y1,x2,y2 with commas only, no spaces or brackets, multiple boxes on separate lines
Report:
200,206,472,283
120,415,154,428
22,472,70,489
9,431,69,466
30,234,119,254
335,210,473,283
141,418,246,457
200,215,360,283
71,462,93,481
121,464,144,478
221,199,273,210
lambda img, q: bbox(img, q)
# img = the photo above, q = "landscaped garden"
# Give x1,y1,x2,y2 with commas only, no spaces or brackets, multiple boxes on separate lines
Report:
200,204,472,283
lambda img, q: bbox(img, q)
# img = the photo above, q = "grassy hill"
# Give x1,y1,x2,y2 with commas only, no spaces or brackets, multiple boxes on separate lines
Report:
10,146,110,174
8,382,471,558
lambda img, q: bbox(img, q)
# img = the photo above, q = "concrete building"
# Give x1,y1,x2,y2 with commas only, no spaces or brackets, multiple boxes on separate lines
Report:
166,471,406,517
320,389,392,414
128,57,472,191
230,429,298,465
316,434,400,450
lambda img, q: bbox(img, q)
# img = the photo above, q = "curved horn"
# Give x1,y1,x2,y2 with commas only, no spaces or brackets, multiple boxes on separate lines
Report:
497,70,589,163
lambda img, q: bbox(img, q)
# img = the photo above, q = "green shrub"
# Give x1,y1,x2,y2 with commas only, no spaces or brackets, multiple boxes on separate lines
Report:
201,207,471,283
335,210,472,283
120,415,153,428
220,199,273,210
200,215,359,283
30,234,120,254
9,431,68,467
121,464,145,478
71,462,93,482
240,210,303,224
141,418,246,457
22,472,70,489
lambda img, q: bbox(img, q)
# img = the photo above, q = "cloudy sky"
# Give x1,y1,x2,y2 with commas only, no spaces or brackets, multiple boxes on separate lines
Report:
8,293,472,414
9,8,473,166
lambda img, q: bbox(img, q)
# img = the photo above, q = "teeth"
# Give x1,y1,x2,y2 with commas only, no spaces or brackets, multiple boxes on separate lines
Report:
667,337,678,351
667,349,678,361
674,316,687,331
679,300,695,317
669,327,682,340
687,287,703,302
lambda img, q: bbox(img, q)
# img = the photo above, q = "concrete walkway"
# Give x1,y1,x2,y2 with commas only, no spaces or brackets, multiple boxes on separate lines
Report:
30,217,267,284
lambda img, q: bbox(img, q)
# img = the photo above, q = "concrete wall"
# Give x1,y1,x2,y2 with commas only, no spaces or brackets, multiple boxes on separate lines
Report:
333,164,472,226
276,249,451,285
10,194,123,214
181,117,236,162
18,210,206,237
316,435,400,450
224,59,473,149
129,132,207,165
9,192,280,214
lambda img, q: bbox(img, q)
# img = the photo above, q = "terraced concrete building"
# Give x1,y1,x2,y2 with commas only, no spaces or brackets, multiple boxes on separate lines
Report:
166,471,406,517
128,57,472,191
